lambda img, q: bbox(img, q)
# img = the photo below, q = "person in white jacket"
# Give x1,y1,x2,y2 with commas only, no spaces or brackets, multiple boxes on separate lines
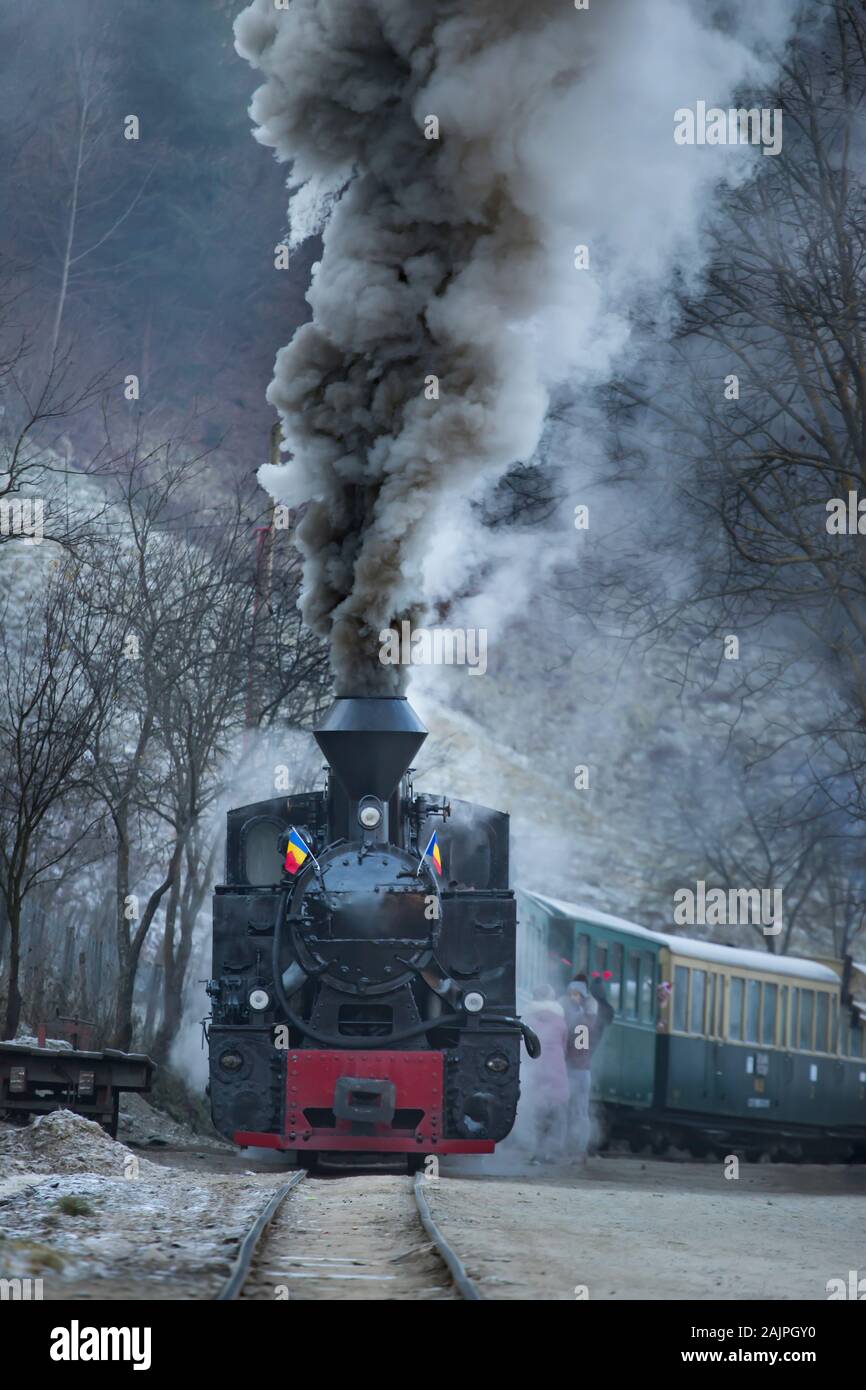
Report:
523,985,569,1164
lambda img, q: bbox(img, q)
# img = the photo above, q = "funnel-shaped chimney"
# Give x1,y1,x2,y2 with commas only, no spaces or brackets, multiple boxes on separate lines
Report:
314,696,427,801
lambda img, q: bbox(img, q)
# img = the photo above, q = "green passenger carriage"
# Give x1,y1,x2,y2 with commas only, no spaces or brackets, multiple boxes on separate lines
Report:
517,891,866,1159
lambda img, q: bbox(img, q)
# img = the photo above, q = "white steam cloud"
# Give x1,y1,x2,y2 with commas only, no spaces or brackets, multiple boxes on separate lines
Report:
235,0,797,695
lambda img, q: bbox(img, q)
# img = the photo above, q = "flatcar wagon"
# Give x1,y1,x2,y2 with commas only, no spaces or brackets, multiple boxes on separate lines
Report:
518,891,866,1160
0,1039,155,1137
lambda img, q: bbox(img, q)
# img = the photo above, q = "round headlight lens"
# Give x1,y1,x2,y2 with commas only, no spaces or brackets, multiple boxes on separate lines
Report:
485,1052,509,1074
248,988,271,1012
463,991,485,1014
359,804,382,830
219,1049,243,1072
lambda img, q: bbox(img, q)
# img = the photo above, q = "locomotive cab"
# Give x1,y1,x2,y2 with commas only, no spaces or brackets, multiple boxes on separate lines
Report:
207,696,528,1167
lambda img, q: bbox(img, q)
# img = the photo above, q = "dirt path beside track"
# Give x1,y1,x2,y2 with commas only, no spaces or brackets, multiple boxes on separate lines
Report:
427,1154,866,1300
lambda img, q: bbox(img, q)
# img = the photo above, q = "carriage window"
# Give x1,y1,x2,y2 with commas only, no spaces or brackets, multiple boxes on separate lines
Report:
779,986,788,1048
625,952,640,1019
595,942,608,976
729,977,744,1041
576,933,590,975
815,993,829,1053
673,966,688,1032
639,953,655,1022
851,1021,863,1058
762,983,777,1046
609,944,623,1013
790,988,800,1050
689,970,706,1035
745,980,760,1043
830,997,838,1054
706,974,716,1036
799,991,814,1050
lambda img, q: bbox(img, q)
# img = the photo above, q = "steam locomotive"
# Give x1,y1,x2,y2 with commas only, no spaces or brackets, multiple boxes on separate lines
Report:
206,696,537,1169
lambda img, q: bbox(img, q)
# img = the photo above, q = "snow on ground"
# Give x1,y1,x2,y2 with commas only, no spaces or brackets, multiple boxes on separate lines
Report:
0,1110,163,1179
0,1108,272,1298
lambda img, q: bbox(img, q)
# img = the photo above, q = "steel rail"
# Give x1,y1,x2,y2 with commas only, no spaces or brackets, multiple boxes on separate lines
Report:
215,1169,307,1301
412,1171,483,1301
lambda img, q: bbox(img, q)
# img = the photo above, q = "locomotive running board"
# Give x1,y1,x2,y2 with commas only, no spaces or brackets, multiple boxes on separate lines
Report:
234,1048,494,1154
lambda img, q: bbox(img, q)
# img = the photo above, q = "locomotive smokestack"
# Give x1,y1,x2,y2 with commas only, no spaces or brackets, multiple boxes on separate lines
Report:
314,696,427,803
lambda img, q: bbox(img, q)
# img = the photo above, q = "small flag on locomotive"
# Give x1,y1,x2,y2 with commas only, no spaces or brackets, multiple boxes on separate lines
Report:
421,829,442,876
283,826,312,875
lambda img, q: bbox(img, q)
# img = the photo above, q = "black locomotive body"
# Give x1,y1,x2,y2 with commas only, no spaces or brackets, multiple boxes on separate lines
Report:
207,696,530,1166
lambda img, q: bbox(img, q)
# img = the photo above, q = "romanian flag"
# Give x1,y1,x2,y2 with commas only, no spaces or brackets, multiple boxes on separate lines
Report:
421,830,442,876
283,827,312,875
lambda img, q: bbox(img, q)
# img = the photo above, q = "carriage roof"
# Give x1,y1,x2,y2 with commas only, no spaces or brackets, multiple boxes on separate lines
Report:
522,891,841,986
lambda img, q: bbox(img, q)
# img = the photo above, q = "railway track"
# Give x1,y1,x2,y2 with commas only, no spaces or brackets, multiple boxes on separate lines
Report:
215,1170,482,1301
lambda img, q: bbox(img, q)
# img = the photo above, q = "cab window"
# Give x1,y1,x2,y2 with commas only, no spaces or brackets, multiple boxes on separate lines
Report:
242,817,286,886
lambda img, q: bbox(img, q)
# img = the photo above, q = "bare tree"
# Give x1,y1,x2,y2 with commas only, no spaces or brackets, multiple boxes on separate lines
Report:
144,496,253,1061
82,448,219,1050
0,563,120,1036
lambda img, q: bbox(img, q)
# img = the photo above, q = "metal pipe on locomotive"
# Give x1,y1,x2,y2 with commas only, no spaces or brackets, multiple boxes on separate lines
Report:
206,696,538,1169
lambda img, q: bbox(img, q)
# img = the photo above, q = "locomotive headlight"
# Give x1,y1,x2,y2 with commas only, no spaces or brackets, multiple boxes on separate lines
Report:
219,1050,243,1072
358,796,383,831
485,1052,510,1074
248,988,271,1012
463,991,485,1013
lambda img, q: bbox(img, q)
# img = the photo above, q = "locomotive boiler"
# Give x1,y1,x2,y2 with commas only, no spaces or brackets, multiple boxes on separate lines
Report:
206,696,537,1169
